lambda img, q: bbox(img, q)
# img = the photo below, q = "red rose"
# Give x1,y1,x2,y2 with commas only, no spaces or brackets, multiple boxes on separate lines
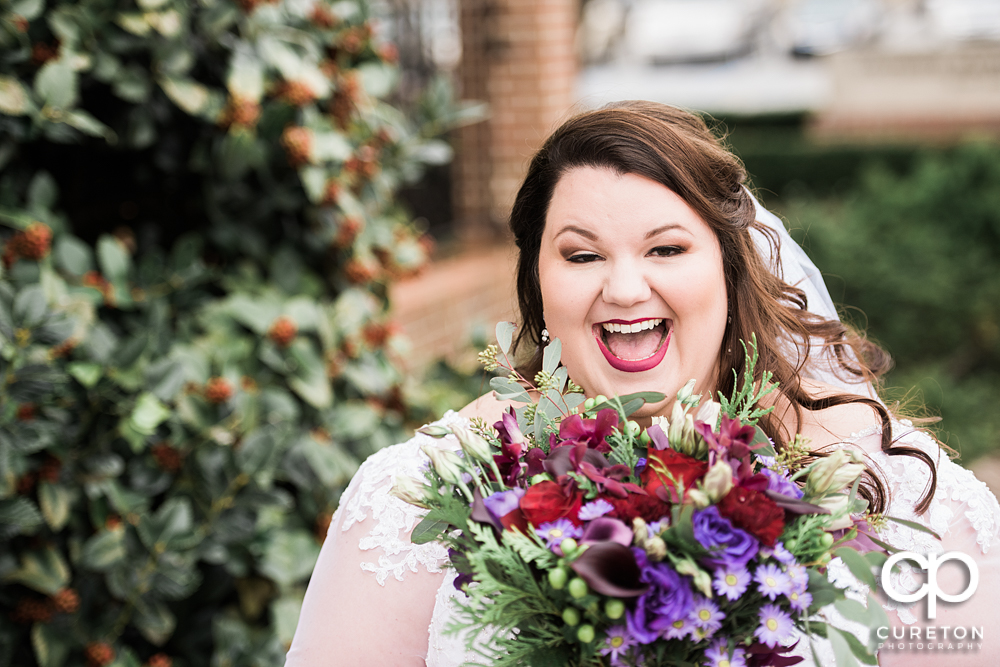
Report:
607,493,671,524
717,486,785,546
499,507,529,533
641,448,709,501
520,481,583,527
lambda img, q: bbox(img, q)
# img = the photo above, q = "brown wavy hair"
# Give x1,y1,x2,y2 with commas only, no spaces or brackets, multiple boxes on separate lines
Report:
508,101,936,514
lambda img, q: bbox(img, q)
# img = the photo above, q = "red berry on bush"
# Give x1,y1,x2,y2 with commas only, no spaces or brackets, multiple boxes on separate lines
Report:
85,642,115,667
15,222,53,260
145,653,172,667
268,316,298,348
16,403,36,421
51,588,80,614
151,442,184,473
205,377,233,404
281,126,313,166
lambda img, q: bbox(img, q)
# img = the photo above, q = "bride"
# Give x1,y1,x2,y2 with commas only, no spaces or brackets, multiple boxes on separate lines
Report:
284,102,1000,666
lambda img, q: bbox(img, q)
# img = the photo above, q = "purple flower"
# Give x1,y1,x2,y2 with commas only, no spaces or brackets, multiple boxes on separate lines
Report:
535,518,582,552
787,589,813,613
713,566,750,601
580,517,633,547
599,626,635,666
663,616,697,640
755,603,795,647
755,563,792,600
770,541,796,564
692,505,759,568
688,596,724,635
762,468,803,499
635,457,648,474
482,488,525,522
786,563,809,592
578,499,614,521
625,548,695,644
704,638,747,667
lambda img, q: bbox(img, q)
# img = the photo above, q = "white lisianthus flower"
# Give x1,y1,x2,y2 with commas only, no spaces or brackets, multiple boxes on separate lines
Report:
421,444,465,485
389,474,430,508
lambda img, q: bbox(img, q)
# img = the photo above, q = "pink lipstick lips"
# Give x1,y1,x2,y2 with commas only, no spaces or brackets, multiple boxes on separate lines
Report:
594,320,671,373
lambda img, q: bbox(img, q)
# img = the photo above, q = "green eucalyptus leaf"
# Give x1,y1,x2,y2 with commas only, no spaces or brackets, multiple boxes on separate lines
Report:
410,516,449,545
495,321,515,354
827,627,862,667
489,377,530,403
834,547,877,590
542,338,561,375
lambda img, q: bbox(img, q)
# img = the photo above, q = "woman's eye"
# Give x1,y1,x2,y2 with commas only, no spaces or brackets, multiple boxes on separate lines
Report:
567,253,601,263
649,245,682,257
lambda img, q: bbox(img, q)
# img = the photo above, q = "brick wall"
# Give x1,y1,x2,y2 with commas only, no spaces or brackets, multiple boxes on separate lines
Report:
392,0,578,366
453,0,579,243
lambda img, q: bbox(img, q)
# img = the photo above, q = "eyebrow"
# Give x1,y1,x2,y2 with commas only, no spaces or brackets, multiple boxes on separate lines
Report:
553,222,688,241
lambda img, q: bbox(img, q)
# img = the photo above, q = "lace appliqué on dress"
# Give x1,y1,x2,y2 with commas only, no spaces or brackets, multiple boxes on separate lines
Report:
862,421,1000,624
334,412,467,586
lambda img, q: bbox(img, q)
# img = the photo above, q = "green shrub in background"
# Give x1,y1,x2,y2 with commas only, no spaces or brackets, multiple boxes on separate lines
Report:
0,0,474,665
783,142,1000,462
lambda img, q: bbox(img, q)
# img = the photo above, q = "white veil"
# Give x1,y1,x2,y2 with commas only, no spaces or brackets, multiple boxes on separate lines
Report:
749,193,878,399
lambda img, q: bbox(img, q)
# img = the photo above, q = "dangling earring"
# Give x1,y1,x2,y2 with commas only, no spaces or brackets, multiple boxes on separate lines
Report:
541,328,550,344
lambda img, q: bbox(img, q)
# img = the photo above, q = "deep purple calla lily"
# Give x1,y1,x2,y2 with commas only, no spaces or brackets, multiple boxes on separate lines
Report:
569,542,648,598
543,443,609,477
764,490,829,515
580,517,633,547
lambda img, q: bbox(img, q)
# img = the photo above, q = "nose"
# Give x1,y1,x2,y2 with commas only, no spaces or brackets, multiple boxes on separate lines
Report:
602,260,651,307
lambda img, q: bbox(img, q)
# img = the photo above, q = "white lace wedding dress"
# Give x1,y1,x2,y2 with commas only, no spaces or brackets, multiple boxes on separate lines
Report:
285,410,1000,667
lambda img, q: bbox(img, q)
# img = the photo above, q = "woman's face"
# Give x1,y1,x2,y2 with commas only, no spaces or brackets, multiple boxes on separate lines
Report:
538,166,728,417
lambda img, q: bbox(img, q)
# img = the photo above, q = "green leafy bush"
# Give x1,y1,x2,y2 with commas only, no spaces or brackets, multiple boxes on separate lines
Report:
0,0,468,665
784,142,1000,461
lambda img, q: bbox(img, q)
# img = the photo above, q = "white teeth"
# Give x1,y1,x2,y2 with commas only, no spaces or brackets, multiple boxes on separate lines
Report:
601,318,663,334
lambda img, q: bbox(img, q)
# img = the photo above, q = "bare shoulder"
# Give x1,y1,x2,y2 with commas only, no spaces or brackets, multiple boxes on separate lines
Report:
791,379,883,451
458,391,520,424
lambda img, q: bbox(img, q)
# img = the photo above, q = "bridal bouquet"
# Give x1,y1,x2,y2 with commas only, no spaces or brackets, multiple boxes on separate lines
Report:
392,324,897,667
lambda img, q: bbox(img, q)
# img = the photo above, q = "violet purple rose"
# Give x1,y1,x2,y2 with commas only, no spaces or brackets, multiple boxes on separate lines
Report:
482,488,525,523
626,548,695,644
762,467,803,500
692,505,759,569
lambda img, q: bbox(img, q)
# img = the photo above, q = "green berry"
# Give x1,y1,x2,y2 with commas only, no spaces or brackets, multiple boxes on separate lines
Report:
583,398,596,411
548,567,568,590
594,395,609,406
577,624,595,643
626,420,641,437
560,538,578,555
605,599,626,620
562,607,580,626
639,430,651,445
568,577,588,599
821,532,834,548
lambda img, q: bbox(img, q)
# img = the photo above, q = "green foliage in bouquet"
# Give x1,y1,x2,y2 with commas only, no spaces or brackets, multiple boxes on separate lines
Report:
0,1,474,665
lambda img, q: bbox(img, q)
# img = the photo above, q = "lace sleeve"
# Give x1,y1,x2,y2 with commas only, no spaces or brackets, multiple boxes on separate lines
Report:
284,412,469,667
334,411,469,584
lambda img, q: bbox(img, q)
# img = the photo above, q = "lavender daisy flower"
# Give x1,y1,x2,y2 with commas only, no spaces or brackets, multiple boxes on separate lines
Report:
771,542,795,564
786,563,809,592
713,566,750,601
704,638,748,667
688,596,724,635
535,519,582,551
787,589,813,613
599,626,635,666
663,616,697,640
755,563,792,600
755,603,794,647
578,498,614,521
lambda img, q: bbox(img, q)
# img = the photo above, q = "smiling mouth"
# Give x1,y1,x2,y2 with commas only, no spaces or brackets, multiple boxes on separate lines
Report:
593,318,671,373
